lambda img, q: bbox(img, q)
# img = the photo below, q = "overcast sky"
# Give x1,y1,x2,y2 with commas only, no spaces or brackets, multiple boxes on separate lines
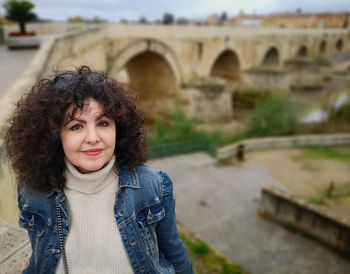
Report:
1,0,350,21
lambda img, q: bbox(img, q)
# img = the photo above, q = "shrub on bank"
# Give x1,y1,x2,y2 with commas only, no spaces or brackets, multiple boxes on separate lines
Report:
147,108,221,158
245,94,297,137
329,102,350,124
233,90,271,109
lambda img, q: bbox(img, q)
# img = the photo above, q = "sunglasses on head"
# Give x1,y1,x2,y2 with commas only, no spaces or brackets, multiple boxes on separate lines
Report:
53,72,106,90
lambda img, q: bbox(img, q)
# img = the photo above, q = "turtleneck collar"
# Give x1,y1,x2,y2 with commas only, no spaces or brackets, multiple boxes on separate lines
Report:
65,156,117,194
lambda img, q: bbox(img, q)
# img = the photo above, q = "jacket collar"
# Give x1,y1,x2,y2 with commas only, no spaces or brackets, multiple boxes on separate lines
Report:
118,166,140,189
47,165,141,197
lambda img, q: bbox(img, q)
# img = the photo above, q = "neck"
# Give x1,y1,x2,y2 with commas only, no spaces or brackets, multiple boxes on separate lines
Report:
64,157,117,194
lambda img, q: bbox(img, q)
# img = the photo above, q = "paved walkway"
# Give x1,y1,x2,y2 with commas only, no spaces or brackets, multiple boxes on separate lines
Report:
150,153,350,274
0,221,30,274
0,44,38,97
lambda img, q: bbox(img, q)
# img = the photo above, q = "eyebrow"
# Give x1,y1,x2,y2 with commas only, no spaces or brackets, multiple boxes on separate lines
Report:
64,113,106,126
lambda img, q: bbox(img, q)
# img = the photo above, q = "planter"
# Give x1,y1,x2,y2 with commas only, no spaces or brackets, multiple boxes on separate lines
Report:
6,31,40,49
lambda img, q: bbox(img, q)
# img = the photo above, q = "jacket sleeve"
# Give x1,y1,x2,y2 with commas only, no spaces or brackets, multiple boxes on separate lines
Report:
17,187,36,274
156,171,194,274
17,187,25,212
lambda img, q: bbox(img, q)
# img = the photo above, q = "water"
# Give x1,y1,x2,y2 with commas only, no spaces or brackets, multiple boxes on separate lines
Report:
300,91,349,124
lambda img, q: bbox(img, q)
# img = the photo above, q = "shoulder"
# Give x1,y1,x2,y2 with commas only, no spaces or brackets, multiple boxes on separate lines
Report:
17,186,55,212
134,164,160,179
119,164,174,197
135,165,174,196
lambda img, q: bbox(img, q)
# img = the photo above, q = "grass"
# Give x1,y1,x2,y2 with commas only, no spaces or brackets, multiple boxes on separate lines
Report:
292,146,350,163
290,146,350,204
308,197,326,205
218,133,246,146
308,181,350,206
147,107,221,158
178,224,249,274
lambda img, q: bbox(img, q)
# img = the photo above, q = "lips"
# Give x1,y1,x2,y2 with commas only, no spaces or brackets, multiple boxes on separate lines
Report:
82,148,102,156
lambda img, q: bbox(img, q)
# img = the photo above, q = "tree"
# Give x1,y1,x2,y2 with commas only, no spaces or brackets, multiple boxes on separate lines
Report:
138,16,148,24
3,0,37,33
220,11,227,23
163,12,174,25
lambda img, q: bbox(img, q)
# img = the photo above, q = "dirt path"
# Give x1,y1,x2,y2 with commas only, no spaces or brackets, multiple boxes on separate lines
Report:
246,147,350,218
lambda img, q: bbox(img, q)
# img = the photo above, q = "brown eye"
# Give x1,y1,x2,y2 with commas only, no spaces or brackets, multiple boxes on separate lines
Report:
98,120,109,127
70,124,82,131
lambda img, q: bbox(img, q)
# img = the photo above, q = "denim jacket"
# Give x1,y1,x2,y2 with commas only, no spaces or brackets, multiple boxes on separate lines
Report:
18,165,194,274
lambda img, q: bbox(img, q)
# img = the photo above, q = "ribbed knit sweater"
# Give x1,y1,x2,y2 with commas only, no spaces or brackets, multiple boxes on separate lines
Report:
56,157,134,274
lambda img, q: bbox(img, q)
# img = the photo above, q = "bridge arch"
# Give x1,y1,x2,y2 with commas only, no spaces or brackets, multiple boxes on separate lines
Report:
109,39,183,123
319,40,327,57
209,49,240,81
262,47,280,67
335,39,343,52
296,45,308,58
109,39,183,84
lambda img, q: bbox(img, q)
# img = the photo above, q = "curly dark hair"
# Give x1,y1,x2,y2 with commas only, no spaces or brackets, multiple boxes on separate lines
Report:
3,66,148,193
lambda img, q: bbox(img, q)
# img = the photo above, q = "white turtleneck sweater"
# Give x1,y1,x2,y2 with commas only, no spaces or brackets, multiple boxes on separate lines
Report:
56,157,134,274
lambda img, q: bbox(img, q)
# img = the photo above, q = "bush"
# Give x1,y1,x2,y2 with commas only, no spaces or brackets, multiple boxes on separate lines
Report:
245,94,297,137
233,90,271,109
329,102,350,124
147,108,221,158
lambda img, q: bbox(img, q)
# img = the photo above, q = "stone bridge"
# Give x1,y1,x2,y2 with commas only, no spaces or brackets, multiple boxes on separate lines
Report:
2,23,350,122
105,24,349,82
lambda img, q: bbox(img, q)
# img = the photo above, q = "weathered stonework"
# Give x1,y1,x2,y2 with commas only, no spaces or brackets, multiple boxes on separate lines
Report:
259,186,350,253
181,78,233,122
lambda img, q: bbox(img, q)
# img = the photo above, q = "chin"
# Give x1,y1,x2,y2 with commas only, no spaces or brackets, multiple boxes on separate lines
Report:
78,165,104,174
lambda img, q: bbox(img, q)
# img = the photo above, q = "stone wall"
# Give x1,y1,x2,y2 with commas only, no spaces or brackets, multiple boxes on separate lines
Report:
41,27,107,75
259,186,350,253
181,78,233,122
218,133,350,159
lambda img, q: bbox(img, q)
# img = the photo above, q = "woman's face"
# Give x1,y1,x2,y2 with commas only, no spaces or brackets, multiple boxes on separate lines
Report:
60,98,116,173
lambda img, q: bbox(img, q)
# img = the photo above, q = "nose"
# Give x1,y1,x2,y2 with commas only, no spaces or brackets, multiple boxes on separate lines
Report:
85,126,100,144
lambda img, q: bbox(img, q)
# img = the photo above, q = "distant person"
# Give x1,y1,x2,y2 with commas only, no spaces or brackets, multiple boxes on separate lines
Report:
236,144,245,162
3,66,193,274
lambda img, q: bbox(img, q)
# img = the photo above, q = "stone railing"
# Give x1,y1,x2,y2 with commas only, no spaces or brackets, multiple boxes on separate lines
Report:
0,26,106,125
217,133,350,159
3,22,98,37
259,186,350,253
40,27,106,76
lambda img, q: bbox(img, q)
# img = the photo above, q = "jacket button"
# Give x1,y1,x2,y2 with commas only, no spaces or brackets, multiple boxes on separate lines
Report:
118,209,125,216
129,237,137,245
28,216,35,227
140,266,146,272
49,248,61,254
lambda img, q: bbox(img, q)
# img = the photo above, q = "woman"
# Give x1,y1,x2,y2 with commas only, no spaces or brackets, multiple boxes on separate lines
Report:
3,66,193,274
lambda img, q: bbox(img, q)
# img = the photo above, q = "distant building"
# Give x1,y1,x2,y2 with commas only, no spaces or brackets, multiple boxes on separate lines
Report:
233,12,350,28
233,16,262,27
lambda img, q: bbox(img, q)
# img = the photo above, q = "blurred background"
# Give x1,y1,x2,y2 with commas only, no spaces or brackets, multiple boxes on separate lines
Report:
0,0,350,273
